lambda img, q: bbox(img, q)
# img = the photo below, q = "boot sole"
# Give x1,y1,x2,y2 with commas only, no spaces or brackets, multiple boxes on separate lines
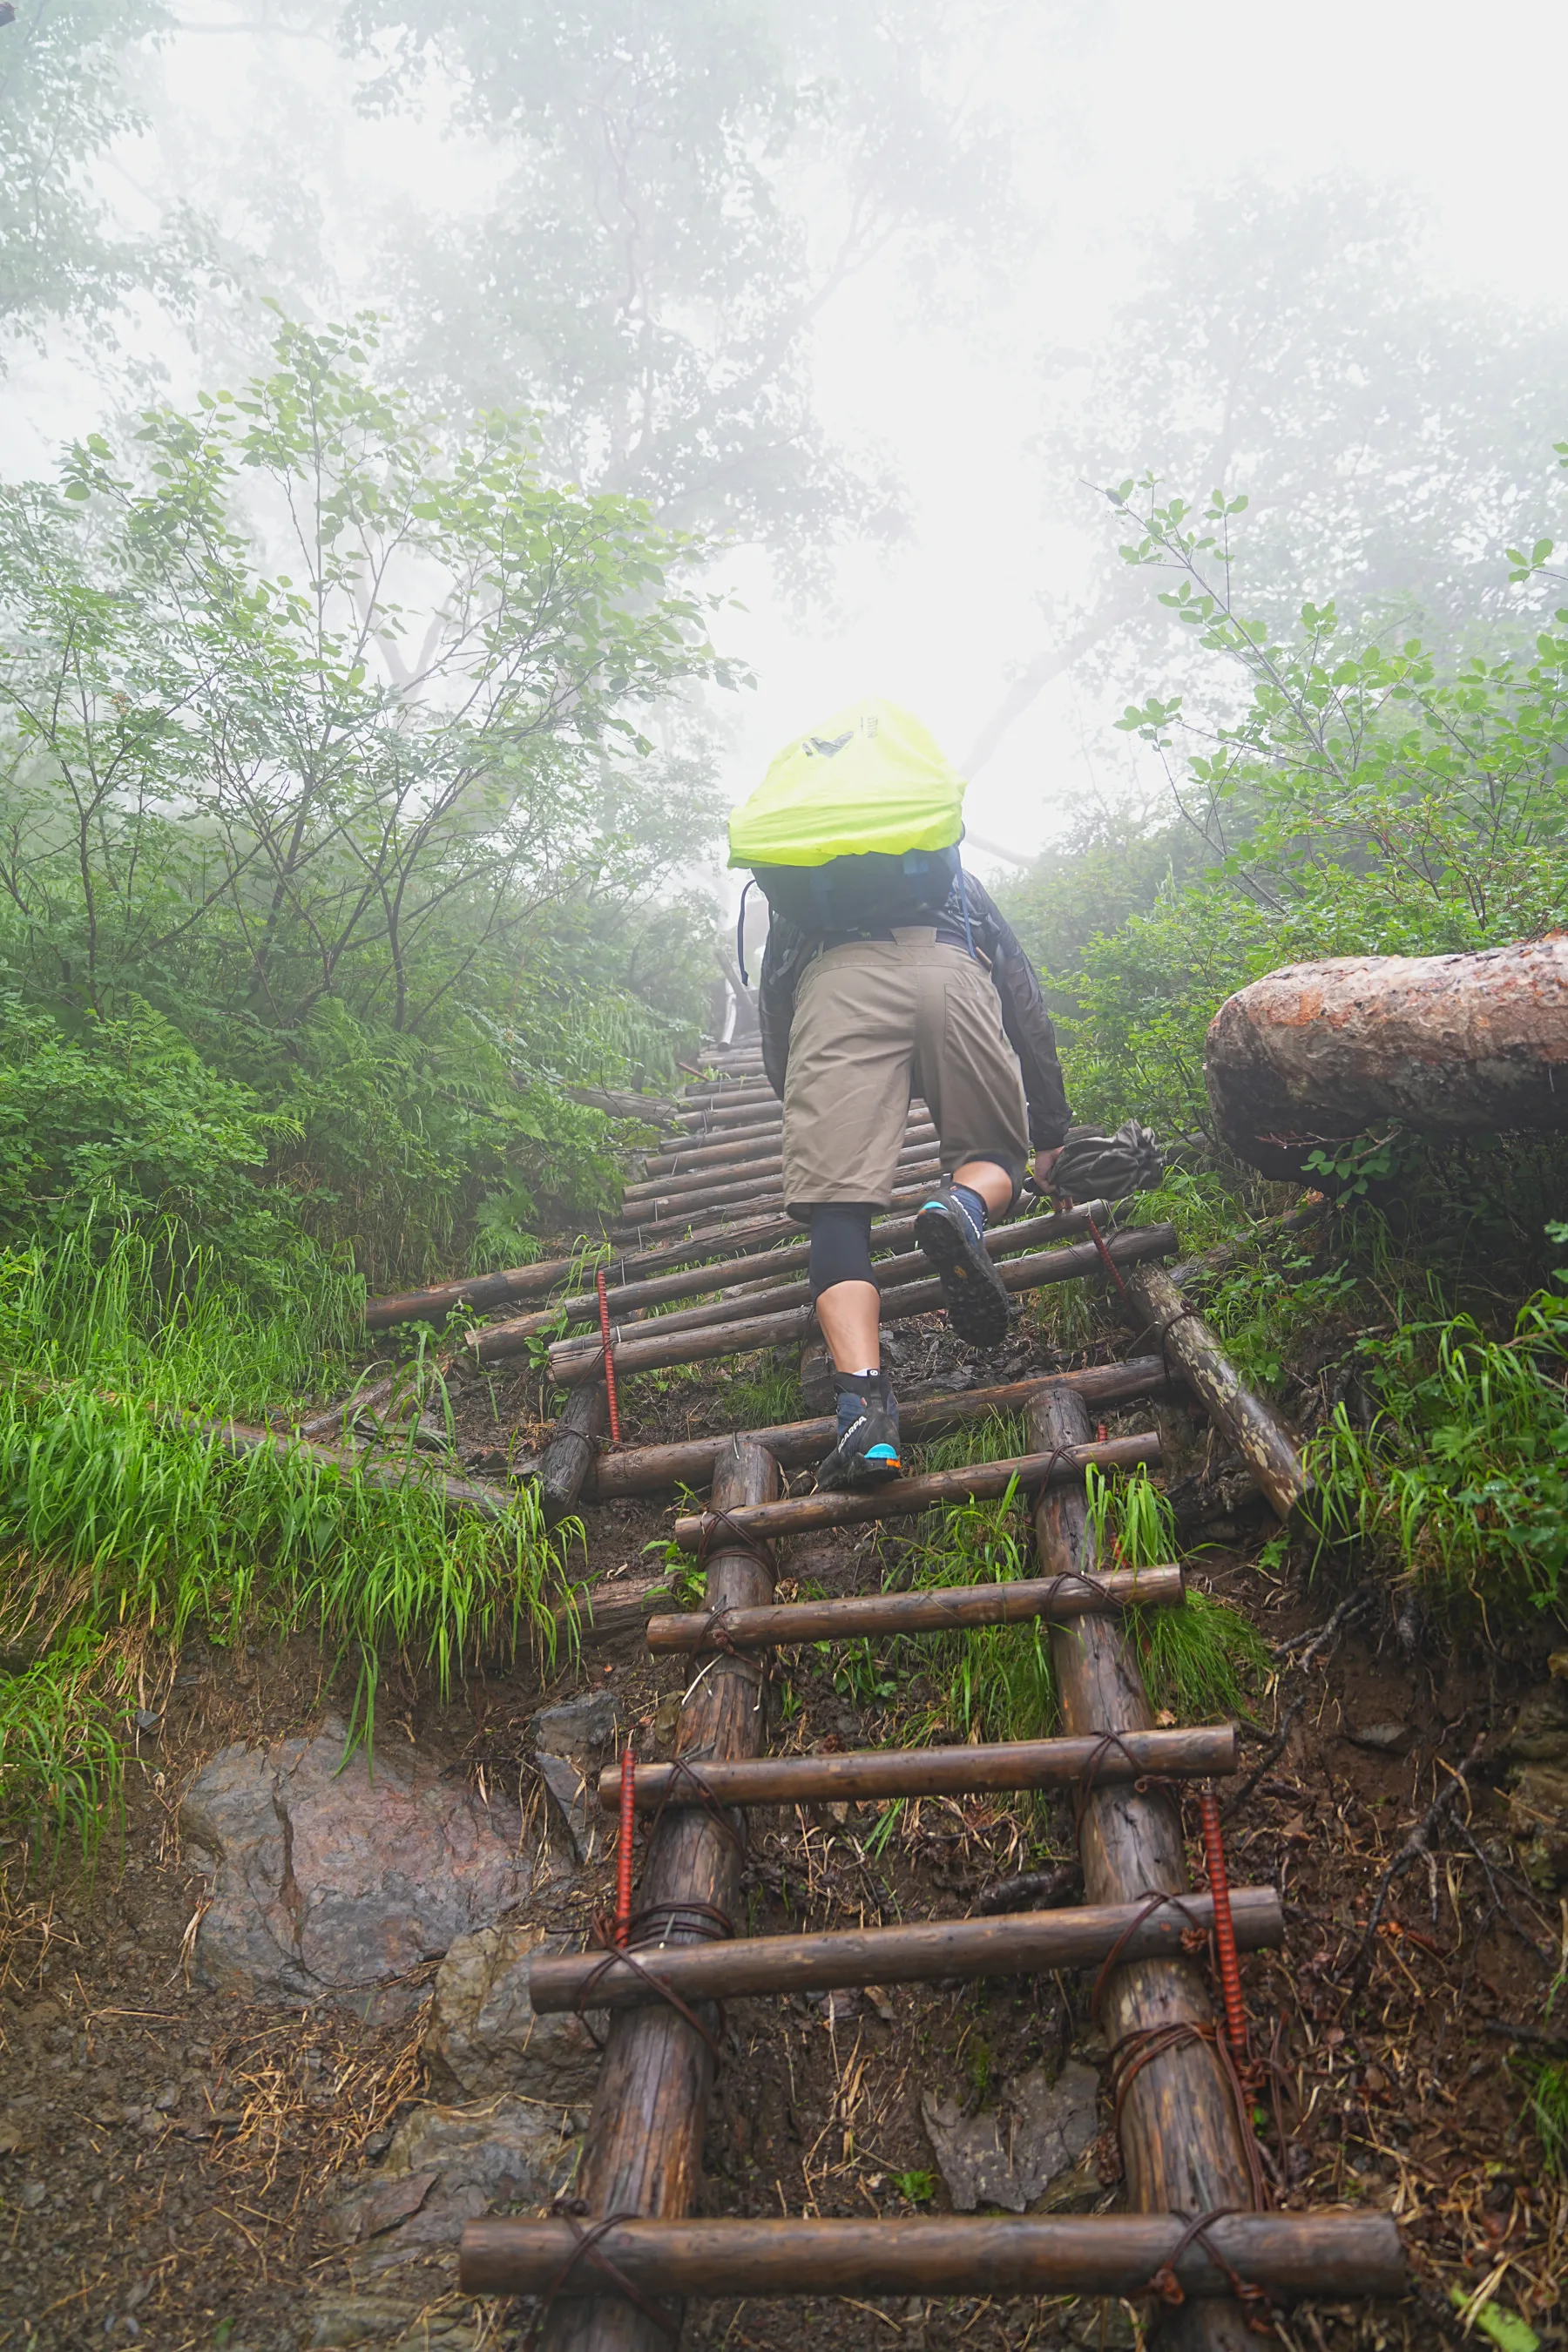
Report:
913,1203,1014,1348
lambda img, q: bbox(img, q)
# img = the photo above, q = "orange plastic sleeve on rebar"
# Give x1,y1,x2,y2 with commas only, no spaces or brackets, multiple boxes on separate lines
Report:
1200,1783,1247,2060
616,1746,636,1948
597,1265,623,1446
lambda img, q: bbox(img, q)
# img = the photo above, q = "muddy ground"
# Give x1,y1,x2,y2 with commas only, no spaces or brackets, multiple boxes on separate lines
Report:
1,1305,1565,2352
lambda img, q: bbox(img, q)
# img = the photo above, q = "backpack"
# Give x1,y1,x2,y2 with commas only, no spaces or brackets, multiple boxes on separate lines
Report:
729,699,967,957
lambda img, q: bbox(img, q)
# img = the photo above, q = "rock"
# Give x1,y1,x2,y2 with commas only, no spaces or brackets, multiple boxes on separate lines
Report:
1504,1686,1568,1886
1031,2147,1101,2213
180,1717,531,2017
340,2098,585,2275
1509,1683,1568,1764
534,1752,603,1862
921,2061,1098,2213
533,1691,618,1755
1344,1720,1413,1756
336,2172,439,2244
531,1691,619,1860
308,2294,422,2348
422,1922,604,2104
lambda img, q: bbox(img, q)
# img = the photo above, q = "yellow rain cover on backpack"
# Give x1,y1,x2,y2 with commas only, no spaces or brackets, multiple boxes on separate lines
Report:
727,697,966,870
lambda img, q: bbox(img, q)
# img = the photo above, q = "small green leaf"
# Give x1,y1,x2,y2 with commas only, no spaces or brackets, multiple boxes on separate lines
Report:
1449,2286,1542,2352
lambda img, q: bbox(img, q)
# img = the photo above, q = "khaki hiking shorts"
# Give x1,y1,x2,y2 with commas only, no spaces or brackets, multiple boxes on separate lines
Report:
781,929,1031,1210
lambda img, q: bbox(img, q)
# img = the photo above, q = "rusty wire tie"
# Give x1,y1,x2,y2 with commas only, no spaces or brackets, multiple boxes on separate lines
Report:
1141,2207,1276,2335
1106,2019,1271,2216
645,1752,747,1859
1070,1729,1182,1834
575,1900,735,2064
1089,1886,1212,2022
524,2204,679,2349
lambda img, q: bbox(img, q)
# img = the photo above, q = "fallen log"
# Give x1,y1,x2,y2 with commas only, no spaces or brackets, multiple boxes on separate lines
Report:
647,1558,1176,1646
551,1226,1175,1385
472,1205,1115,1363
1032,1386,1260,2351
1120,1261,1309,1523
534,1439,782,2352
597,1724,1235,1812
461,2212,1404,2304
529,1886,1281,2014
176,1412,517,1522
584,1355,1166,1497
1206,936,1568,1180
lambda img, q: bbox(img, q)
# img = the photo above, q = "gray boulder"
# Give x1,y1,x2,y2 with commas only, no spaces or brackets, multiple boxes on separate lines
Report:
921,2061,1099,2213
422,1921,604,2104
531,1690,620,1861
181,1717,531,2017
337,2098,586,2274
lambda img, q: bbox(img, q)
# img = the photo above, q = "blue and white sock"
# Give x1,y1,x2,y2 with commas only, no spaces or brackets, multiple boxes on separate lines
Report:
950,1182,989,1241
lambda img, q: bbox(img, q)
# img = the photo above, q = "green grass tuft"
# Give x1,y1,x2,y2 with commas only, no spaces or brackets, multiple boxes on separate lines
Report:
1308,1288,1568,1620
0,1220,571,1864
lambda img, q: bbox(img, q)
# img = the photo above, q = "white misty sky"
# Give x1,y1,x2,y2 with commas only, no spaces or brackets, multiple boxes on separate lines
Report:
9,0,1568,873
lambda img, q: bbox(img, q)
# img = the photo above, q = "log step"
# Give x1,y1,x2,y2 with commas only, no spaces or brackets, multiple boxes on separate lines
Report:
470,1205,1114,1366
461,2211,1405,2302
646,1561,1179,1651
528,1886,1281,2014
596,1722,1236,1811
616,1152,943,1227
641,1115,933,1178
666,1434,1160,1553
549,1228,1176,1385
585,1355,1166,1498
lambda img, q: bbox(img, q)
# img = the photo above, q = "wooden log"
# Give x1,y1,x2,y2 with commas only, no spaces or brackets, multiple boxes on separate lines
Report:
475,1205,1119,1364
666,1435,1160,1555
1032,1386,1261,2352
674,1076,775,1106
648,1557,1177,1646
530,1886,1281,2015
549,1218,1120,1356
536,1439,781,2352
597,1725,1236,1812
622,1133,936,1208
1206,936,1568,1180
537,1384,609,1527
585,1356,1168,1498
462,2212,1405,2303
178,1412,517,1521
1121,1261,1309,1523
610,1169,944,1250
618,1152,944,1226
643,1116,932,1177
550,1227,1177,1386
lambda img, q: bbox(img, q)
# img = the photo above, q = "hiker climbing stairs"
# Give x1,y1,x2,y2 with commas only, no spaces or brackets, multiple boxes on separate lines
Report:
365,1044,1404,2345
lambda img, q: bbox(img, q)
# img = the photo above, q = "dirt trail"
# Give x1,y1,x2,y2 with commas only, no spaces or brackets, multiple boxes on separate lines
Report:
2,1282,1565,2349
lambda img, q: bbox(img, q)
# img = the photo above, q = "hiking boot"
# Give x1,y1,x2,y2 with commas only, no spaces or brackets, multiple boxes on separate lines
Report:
816,1371,902,1491
914,1181,1014,1348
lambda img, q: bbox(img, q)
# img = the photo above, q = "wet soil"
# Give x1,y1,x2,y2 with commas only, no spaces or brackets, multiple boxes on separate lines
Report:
2,1305,1565,2352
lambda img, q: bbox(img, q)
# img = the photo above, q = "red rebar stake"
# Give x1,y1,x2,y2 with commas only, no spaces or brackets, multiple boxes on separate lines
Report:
1200,1781,1248,2062
615,1744,635,1948
596,1264,623,1447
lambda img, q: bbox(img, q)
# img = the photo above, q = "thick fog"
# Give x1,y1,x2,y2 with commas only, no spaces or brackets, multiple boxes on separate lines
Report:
6,0,1568,878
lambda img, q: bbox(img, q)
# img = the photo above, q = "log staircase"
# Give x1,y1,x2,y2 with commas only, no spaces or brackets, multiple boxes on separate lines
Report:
381,1044,1406,2344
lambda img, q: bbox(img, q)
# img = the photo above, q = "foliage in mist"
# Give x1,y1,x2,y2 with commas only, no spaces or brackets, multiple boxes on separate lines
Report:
0,316,741,1283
